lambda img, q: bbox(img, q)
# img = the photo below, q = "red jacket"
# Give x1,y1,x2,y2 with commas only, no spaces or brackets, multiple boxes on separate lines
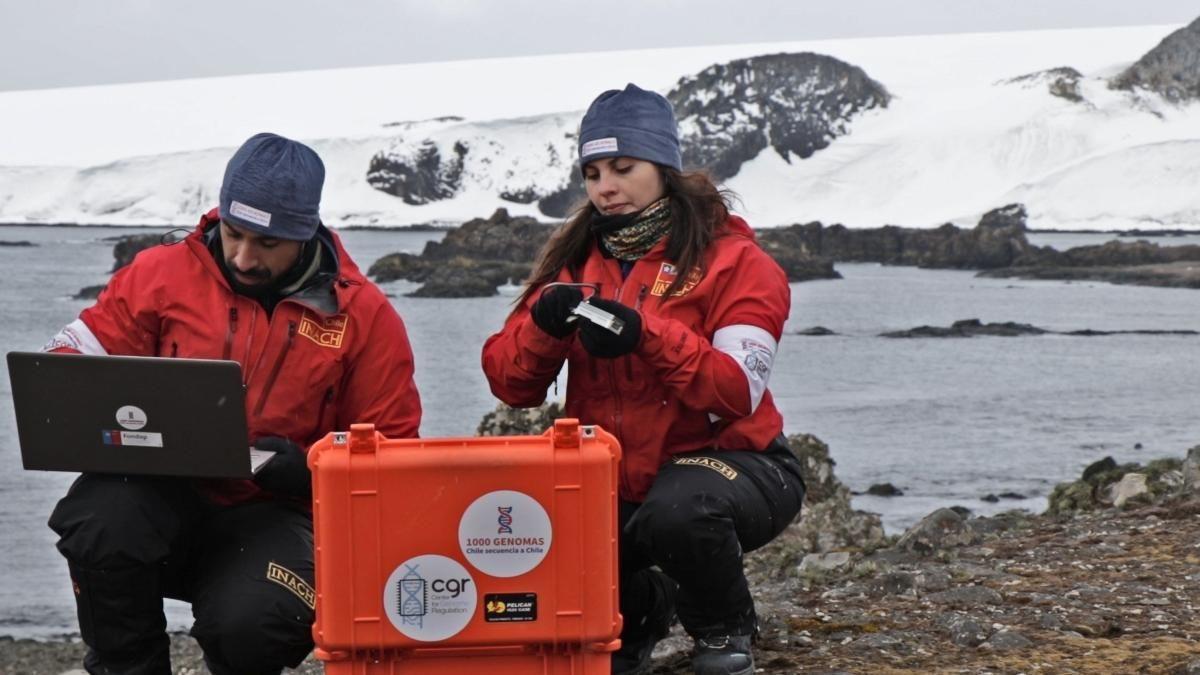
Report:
46,208,422,503
482,215,789,501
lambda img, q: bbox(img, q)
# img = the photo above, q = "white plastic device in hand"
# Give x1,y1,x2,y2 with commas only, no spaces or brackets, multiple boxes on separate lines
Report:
570,301,625,335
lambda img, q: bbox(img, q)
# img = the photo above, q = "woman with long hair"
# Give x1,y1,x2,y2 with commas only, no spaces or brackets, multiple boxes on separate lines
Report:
482,83,805,675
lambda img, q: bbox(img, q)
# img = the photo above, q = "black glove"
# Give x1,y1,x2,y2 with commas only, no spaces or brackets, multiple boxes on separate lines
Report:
252,437,312,499
579,298,642,359
531,285,583,339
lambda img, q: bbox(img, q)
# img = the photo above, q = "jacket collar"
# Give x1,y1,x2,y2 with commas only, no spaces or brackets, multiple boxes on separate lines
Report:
189,207,354,315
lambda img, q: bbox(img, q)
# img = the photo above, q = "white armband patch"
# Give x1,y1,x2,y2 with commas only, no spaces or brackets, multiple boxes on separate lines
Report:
43,318,108,355
712,324,778,414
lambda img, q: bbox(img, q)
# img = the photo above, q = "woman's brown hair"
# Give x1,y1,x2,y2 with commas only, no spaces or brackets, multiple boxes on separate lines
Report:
518,167,733,306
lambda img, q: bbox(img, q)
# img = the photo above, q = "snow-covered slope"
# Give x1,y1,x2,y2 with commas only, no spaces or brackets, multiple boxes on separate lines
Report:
0,24,1197,230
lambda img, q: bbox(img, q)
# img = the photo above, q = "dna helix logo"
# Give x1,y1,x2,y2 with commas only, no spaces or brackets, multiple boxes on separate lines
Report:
398,563,426,627
497,506,513,534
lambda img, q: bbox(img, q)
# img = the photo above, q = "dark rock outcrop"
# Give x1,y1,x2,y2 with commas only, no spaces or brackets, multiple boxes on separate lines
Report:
368,207,841,296
882,319,1199,339
1046,455,1184,515
368,209,548,297
75,232,167,298
109,233,164,271
1111,16,1200,102
538,54,890,216
74,284,106,300
0,240,35,247
422,208,554,263
1003,67,1084,103
795,326,837,336
881,319,1048,339
670,52,890,181
367,52,890,218
766,205,1056,270
475,402,564,436
865,483,904,497
894,508,981,555
753,228,841,281
366,140,467,206
973,235,1200,285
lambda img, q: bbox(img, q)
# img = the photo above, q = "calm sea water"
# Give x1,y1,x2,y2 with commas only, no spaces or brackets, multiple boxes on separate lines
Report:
1,225,1197,638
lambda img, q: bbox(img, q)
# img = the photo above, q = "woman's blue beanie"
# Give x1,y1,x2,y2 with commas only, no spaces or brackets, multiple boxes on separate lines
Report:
219,132,325,241
578,83,682,171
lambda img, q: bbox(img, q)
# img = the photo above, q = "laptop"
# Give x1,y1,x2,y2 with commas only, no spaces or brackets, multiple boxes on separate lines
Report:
7,351,274,479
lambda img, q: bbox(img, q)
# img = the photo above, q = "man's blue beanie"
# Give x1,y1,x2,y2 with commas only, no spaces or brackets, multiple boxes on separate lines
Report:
219,132,324,241
578,83,682,171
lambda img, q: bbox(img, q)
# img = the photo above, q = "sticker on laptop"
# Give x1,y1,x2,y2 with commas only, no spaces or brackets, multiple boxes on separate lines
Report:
383,554,476,642
459,490,552,578
115,406,147,430
102,430,163,447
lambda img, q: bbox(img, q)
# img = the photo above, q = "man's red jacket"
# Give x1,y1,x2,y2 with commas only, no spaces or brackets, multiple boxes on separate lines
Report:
46,208,422,503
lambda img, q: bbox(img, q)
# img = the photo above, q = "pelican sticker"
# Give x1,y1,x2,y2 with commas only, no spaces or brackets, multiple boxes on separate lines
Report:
484,593,537,622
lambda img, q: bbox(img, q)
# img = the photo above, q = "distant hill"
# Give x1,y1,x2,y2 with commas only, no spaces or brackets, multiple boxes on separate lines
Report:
0,23,1196,231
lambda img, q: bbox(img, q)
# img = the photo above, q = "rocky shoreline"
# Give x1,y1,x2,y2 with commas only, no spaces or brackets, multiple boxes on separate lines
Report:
71,203,1200,299
6,408,1199,674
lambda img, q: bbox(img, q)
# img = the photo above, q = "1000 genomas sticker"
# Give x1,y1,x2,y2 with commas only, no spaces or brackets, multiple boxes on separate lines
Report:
459,490,552,577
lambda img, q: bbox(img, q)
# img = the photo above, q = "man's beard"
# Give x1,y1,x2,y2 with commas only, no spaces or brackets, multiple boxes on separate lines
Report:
223,262,280,299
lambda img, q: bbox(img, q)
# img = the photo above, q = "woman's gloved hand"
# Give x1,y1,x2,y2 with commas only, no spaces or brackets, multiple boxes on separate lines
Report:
579,298,642,358
531,285,584,338
251,436,312,499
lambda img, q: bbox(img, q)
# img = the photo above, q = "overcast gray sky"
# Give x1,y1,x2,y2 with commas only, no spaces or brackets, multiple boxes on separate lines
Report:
0,0,1195,92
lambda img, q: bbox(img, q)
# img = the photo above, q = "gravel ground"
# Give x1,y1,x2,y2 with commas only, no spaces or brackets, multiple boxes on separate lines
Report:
7,498,1200,674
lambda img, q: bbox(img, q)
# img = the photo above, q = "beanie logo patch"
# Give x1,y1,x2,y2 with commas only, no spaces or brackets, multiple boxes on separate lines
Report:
229,200,272,228
580,137,619,158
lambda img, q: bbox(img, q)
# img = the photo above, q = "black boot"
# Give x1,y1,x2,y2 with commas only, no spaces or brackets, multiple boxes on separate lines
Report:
690,634,754,675
612,570,677,675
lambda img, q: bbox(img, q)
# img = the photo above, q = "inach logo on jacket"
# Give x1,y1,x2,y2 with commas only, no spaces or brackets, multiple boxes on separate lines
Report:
266,562,315,609
673,456,739,480
298,311,348,349
651,263,701,297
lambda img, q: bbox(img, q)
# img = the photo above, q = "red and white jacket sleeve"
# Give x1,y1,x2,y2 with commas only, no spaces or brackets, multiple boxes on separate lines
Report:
637,245,790,421
481,293,571,408
43,262,161,356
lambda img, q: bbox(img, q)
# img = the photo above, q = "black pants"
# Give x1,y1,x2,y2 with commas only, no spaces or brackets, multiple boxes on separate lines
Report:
620,439,805,638
48,474,315,675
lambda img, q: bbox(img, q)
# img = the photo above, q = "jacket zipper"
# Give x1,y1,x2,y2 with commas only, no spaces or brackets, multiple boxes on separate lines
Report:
222,307,238,361
170,341,178,358
607,279,630,497
624,284,649,381
312,386,334,438
253,320,297,417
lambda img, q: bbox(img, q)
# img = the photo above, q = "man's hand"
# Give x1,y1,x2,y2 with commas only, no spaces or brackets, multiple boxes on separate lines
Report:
251,437,311,499
531,285,584,339
579,298,642,358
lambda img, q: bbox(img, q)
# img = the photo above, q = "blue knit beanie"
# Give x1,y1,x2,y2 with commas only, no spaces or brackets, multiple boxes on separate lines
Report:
219,132,324,241
578,83,682,171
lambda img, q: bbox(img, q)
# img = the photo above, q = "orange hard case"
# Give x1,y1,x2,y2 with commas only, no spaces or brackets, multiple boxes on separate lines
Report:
309,419,622,674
